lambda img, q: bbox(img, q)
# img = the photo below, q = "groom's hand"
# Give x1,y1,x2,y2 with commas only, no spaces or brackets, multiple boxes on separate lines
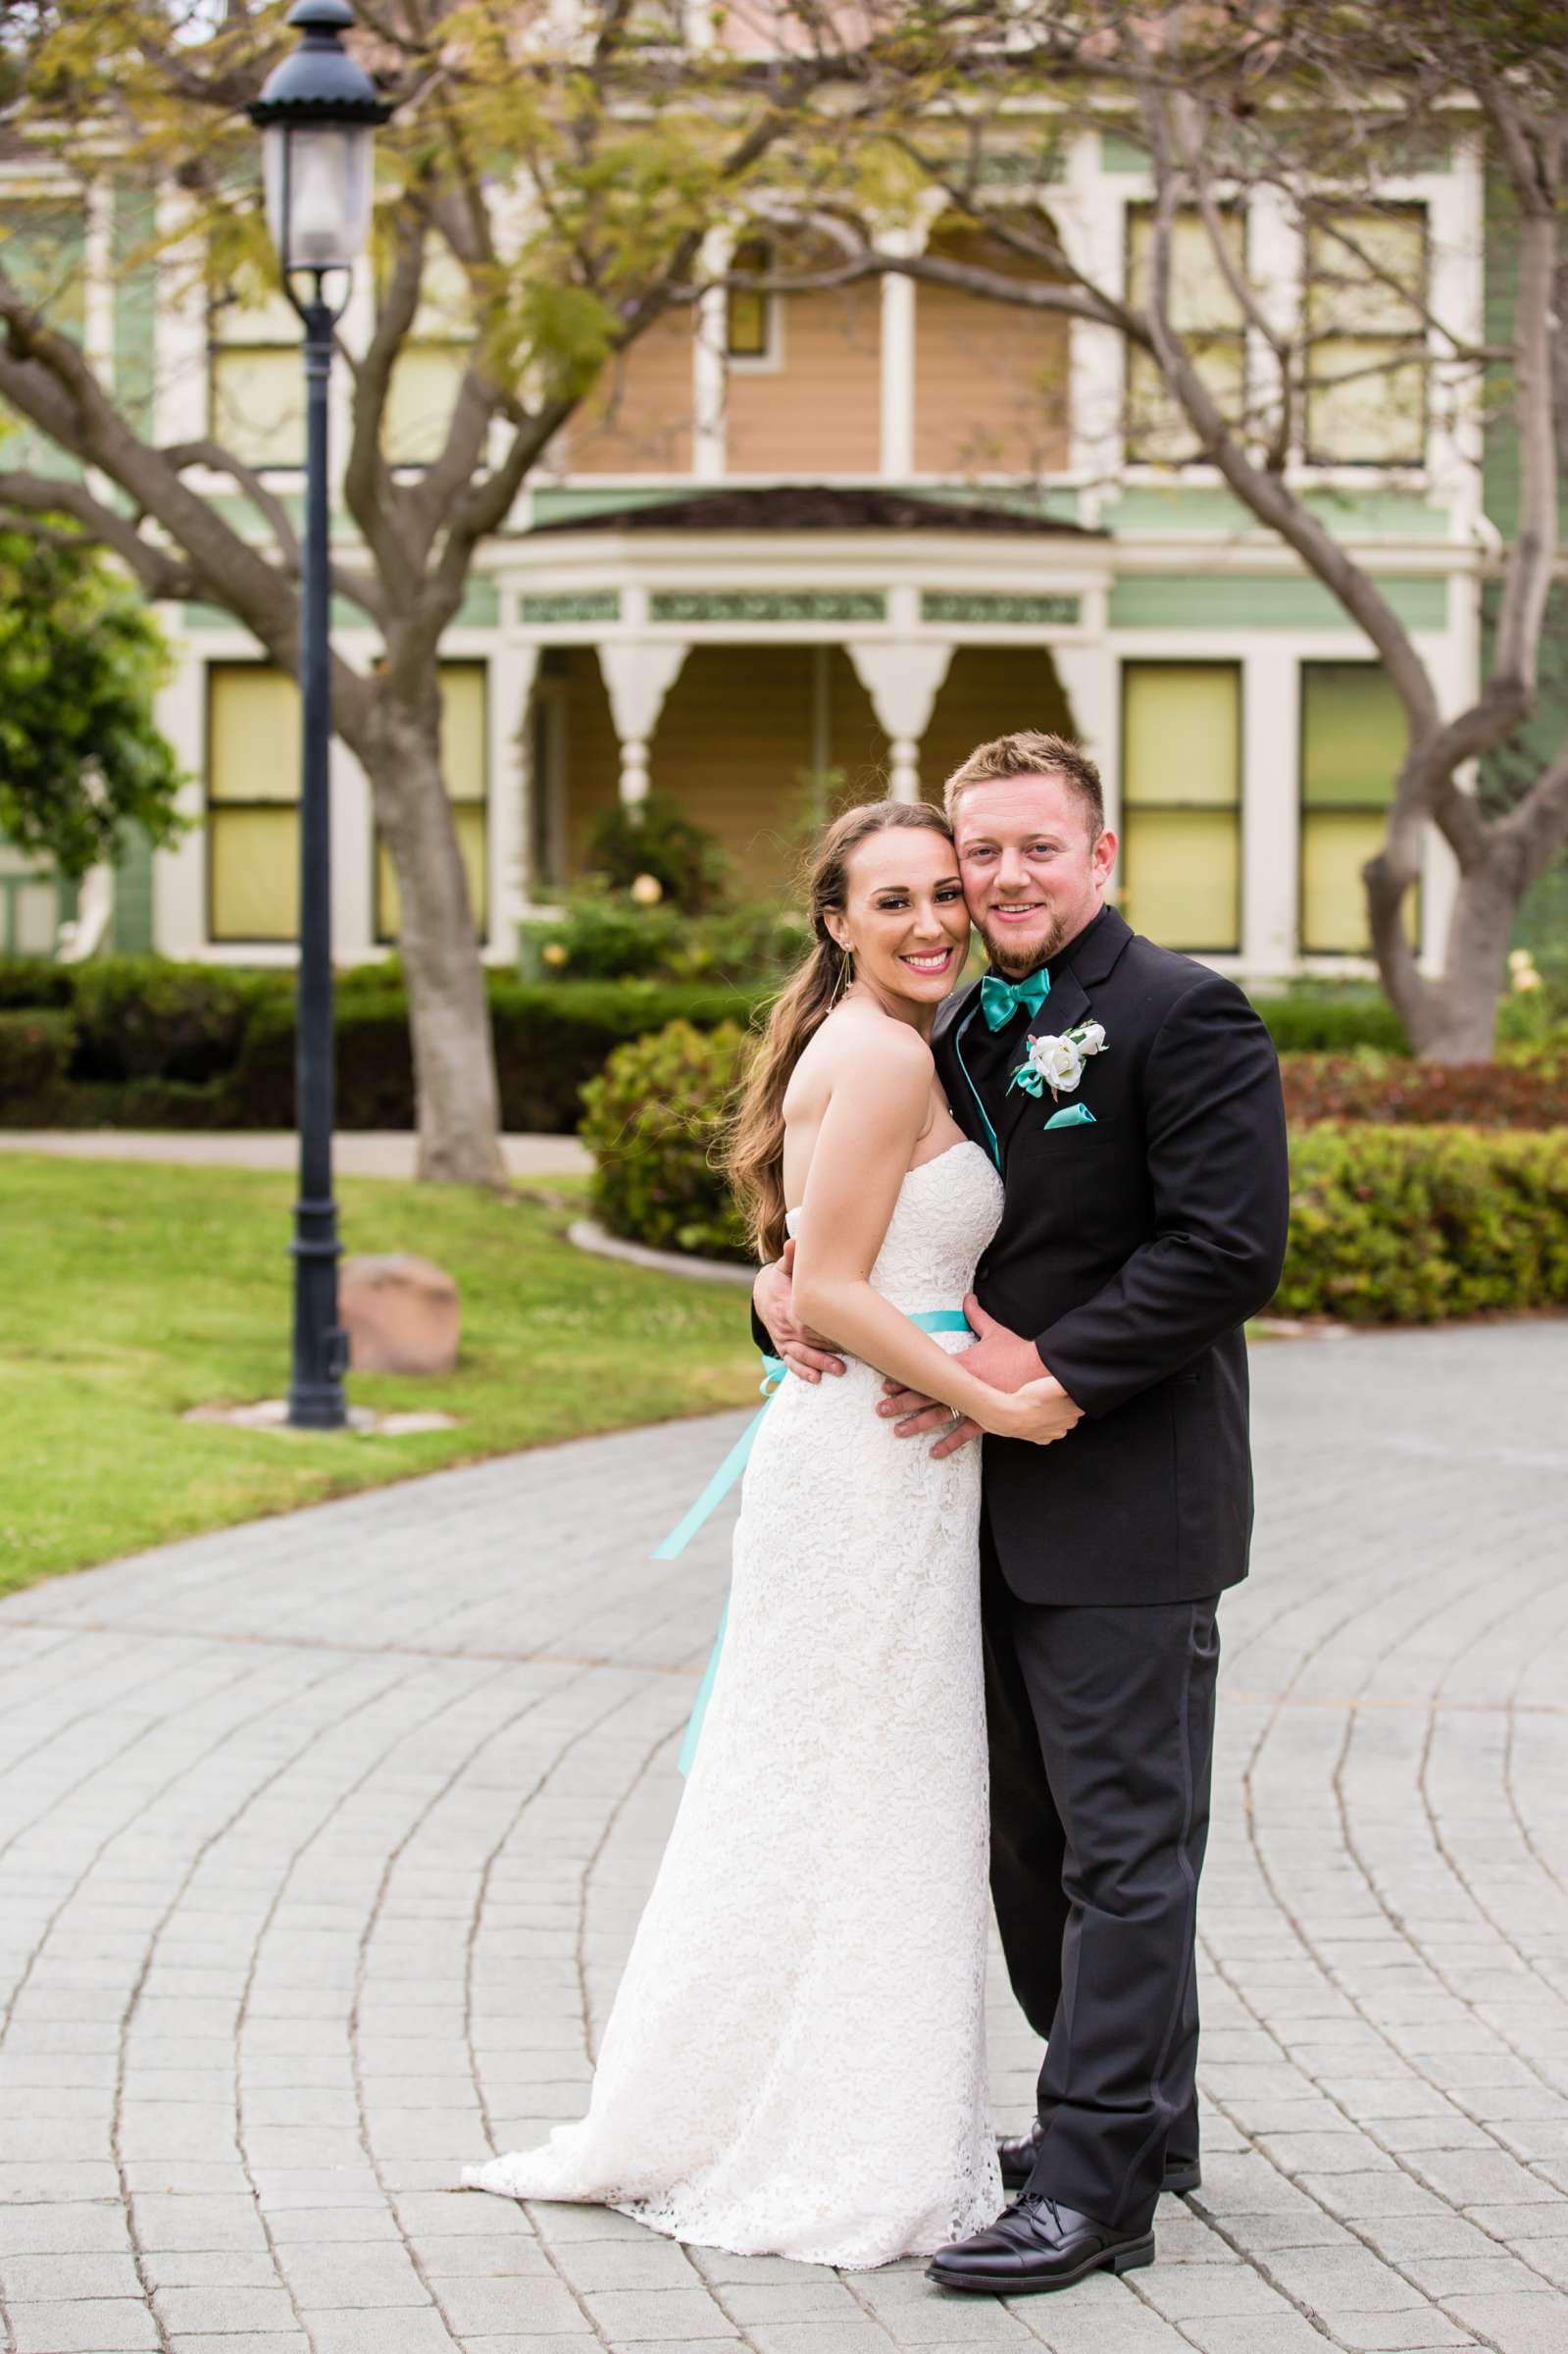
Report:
879,1296,1076,1458
756,1240,847,1383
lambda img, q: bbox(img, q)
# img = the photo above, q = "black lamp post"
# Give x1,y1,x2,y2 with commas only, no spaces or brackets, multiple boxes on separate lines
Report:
249,0,390,1431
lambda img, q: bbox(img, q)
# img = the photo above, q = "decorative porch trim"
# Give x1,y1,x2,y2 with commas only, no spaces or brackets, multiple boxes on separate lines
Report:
648,589,887,624
921,590,1082,627
520,590,621,625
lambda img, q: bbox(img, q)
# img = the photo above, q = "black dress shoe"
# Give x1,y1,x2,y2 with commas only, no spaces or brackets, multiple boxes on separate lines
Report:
996,2119,1201,2197
928,2194,1154,2295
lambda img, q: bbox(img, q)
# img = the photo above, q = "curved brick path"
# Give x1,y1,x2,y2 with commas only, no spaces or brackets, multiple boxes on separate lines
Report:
1,1320,1565,2354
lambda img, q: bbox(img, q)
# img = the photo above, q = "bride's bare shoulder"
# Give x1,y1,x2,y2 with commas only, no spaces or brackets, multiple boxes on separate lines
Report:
808,1003,934,1094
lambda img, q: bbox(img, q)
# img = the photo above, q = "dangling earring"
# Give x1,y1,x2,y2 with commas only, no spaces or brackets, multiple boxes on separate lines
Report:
832,943,854,1004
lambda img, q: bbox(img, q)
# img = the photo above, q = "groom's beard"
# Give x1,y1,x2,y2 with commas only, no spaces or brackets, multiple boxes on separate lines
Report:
977,907,1076,979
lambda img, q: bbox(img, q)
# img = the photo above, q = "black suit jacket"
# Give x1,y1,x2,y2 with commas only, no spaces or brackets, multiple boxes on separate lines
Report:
935,905,1289,1604
752,905,1290,1607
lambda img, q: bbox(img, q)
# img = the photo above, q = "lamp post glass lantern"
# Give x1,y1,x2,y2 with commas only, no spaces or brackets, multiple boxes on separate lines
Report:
249,0,390,1432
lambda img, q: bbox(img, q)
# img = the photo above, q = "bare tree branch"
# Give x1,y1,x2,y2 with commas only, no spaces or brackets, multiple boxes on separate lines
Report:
0,470,197,598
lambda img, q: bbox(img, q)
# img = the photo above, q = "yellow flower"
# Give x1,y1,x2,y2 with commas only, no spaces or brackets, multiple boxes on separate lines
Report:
541,942,569,967
631,872,665,906
1512,965,1543,994
1507,947,1535,975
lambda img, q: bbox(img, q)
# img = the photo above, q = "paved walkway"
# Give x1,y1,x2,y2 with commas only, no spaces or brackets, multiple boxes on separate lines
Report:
2,1321,1566,2354
0,1131,591,1178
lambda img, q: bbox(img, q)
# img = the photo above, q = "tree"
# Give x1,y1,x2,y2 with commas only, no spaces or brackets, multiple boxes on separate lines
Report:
0,525,182,879
770,0,1567,1060
0,1,856,1176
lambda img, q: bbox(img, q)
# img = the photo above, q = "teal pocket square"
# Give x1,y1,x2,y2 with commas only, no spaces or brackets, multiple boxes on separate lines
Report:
1043,1103,1096,1131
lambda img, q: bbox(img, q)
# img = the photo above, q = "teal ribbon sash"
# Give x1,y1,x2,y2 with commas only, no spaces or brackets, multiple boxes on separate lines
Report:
651,1355,785,1563
660,1307,975,1775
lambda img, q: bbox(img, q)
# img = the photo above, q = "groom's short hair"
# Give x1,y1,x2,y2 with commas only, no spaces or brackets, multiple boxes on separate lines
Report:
943,732,1104,837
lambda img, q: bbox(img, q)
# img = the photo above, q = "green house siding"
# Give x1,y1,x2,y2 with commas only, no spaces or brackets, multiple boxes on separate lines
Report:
1108,573,1449,632
1482,174,1520,542
112,182,158,436
1111,486,1453,541
112,825,156,953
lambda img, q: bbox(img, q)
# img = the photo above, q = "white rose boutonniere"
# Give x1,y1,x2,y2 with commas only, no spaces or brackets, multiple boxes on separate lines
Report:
1007,1018,1108,1103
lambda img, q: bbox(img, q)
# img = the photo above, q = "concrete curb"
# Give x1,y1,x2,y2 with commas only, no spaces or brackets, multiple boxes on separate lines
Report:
568,1216,755,1286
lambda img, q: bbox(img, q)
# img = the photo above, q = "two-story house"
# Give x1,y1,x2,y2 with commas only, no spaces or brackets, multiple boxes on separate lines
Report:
1,114,1506,988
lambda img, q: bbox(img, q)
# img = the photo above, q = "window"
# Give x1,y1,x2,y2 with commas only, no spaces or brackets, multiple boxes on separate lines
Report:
380,236,474,466
1304,206,1427,465
375,663,488,942
1120,663,1241,952
207,665,301,941
726,238,774,362
1125,208,1246,464
0,851,66,954
1299,662,1415,954
210,271,306,469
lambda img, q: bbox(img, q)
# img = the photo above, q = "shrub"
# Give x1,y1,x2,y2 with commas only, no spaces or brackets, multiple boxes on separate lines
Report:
1249,988,1410,1055
581,1020,751,1259
585,1020,1568,1318
1278,1125,1568,1323
0,1007,73,1115
585,794,731,914
1281,1049,1568,1128
521,894,812,988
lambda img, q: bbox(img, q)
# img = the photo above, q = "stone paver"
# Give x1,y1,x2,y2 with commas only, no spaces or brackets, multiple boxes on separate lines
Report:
2,1319,1565,2354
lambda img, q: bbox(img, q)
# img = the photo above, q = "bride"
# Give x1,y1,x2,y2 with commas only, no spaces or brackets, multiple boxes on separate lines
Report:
463,799,1078,2268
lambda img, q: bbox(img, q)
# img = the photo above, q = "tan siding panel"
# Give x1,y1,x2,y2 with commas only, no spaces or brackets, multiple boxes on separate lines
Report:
920,646,1075,808
827,650,889,807
567,311,694,475
649,646,817,896
914,228,1071,478
726,286,882,474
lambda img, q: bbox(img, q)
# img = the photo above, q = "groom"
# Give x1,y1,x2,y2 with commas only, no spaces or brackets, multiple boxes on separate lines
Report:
752,731,1290,2293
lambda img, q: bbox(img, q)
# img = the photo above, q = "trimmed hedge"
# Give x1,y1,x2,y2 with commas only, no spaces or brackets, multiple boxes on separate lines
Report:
0,958,76,1011
582,1019,1568,1322
1250,990,1410,1055
1281,1049,1568,1128
0,961,774,1134
0,1008,73,1116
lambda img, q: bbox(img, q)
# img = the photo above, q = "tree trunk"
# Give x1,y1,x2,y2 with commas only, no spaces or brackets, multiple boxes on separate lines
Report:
1397,839,1530,1064
366,691,507,1187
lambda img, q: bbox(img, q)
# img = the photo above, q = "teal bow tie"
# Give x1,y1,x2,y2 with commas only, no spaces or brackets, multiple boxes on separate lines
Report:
980,967,1051,1032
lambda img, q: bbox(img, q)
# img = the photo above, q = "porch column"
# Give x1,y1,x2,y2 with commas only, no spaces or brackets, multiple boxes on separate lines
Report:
693,226,730,482
847,641,954,802
1241,643,1298,979
596,641,690,811
1050,638,1120,828
491,641,541,945
878,226,918,480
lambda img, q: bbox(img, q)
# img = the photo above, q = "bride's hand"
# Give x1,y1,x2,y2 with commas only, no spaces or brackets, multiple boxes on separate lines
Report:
981,1373,1084,1447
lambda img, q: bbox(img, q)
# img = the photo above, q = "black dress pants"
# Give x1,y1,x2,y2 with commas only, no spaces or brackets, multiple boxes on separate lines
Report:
981,1518,1219,2234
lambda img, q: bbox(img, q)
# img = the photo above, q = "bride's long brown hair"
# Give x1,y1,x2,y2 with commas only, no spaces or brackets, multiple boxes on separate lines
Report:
727,798,958,1264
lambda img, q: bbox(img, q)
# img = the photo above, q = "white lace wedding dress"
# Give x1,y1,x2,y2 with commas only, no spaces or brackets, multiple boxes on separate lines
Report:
464,1140,1006,2268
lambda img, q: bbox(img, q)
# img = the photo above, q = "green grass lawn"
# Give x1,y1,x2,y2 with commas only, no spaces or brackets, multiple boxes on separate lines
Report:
0,1155,755,1595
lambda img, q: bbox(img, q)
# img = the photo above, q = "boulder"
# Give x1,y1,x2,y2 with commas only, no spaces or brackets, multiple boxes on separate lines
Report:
338,1253,460,1376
